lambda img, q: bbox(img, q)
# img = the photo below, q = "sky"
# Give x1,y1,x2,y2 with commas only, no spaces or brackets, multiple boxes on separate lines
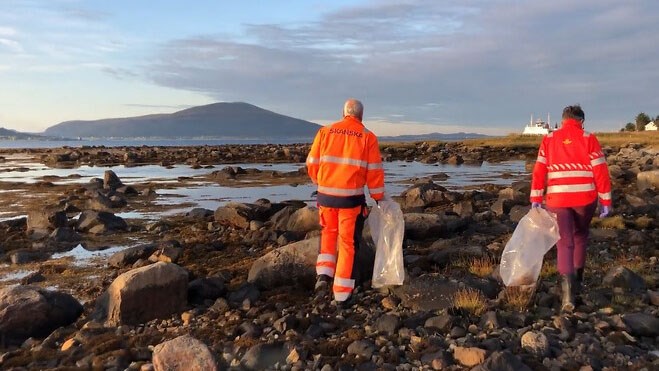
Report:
0,0,658,136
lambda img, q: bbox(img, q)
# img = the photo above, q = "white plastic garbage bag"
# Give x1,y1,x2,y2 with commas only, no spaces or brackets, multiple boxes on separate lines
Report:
368,199,405,288
500,208,560,287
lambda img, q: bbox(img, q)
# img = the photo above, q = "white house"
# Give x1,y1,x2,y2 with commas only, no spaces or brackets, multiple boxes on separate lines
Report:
645,121,658,131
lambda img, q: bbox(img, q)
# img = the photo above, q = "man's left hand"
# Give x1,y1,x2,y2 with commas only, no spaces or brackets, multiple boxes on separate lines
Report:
599,205,610,218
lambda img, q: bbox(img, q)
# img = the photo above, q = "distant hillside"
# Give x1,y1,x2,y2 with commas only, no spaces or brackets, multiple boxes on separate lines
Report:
0,127,46,139
43,102,322,139
380,132,491,142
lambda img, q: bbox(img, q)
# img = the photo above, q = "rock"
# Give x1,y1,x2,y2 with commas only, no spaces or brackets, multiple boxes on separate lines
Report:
480,311,500,331
286,206,320,233
152,335,218,371
509,205,531,223
9,249,50,264
27,209,68,235
21,271,46,284
429,245,483,266
622,313,659,337
375,314,401,335
498,187,527,202
49,227,81,242
228,283,260,306
241,343,289,370
186,208,214,219
149,245,183,264
248,236,375,290
77,210,128,233
471,351,532,371
521,331,549,356
403,213,467,240
399,182,449,211
636,170,659,191
453,346,487,367
0,286,83,345
103,170,123,190
188,277,226,304
108,244,158,268
85,191,115,211
602,266,646,291
214,204,252,229
453,200,474,218
98,262,188,325
491,199,517,216
648,290,659,306
424,314,453,332
347,339,376,359
115,185,138,196
393,274,461,311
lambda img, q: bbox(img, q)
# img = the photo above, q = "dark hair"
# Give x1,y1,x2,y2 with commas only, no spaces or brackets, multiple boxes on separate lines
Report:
562,105,585,121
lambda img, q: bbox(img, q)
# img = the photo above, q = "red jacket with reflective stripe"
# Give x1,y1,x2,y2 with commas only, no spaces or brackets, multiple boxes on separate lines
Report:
530,119,612,208
307,116,385,207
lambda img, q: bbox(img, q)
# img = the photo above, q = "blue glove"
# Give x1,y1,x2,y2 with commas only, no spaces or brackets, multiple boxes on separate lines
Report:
531,202,542,208
599,205,610,218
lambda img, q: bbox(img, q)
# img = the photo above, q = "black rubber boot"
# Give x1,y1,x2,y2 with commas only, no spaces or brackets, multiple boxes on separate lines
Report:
315,274,332,292
560,274,576,313
575,268,584,295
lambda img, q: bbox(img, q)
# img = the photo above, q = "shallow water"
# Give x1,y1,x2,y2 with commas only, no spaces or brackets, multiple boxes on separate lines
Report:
0,159,529,278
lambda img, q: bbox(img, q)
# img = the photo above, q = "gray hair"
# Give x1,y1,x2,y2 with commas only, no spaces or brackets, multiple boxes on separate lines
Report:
343,99,364,120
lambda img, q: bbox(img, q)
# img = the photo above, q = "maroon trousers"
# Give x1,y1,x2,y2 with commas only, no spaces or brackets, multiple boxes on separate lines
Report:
547,202,597,275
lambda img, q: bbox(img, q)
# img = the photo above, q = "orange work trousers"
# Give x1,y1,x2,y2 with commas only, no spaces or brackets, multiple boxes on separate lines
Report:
316,205,366,302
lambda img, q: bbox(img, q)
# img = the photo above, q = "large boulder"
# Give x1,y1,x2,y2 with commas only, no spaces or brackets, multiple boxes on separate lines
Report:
286,206,320,233
27,208,68,235
0,286,83,345
392,273,462,311
399,182,449,211
636,170,659,191
213,202,271,229
108,243,158,268
77,210,128,233
248,236,375,290
404,213,467,240
602,266,646,291
97,262,188,325
103,170,123,190
152,335,219,371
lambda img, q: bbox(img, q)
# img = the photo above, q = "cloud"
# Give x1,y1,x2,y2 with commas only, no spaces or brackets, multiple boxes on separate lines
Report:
144,0,659,132
0,26,17,36
0,38,23,52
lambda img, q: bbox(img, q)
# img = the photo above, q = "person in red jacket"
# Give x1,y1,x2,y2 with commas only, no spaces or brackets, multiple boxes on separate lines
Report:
530,105,612,312
306,99,385,307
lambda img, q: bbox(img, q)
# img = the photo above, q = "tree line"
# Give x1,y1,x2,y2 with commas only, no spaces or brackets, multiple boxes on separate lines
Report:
621,113,658,131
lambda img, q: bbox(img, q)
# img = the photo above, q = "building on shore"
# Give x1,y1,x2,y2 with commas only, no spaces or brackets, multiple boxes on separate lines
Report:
645,121,657,131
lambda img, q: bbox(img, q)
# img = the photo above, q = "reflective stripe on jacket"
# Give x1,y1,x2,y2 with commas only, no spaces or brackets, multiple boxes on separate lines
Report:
530,119,612,208
307,116,385,208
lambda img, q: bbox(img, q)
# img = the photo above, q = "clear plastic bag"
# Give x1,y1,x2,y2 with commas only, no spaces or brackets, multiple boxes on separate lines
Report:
500,208,560,287
368,199,405,288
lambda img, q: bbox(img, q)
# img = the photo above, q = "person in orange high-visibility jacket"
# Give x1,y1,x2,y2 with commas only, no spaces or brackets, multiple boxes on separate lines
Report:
306,99,385,305
530,104,612,312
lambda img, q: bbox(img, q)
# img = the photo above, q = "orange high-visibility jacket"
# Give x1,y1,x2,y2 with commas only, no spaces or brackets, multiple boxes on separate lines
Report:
530,119,612,208
307,116,385,208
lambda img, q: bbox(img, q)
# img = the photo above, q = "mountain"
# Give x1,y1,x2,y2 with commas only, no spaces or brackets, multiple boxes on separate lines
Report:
0,127,46,139
43,102,322,139
379,132,491,142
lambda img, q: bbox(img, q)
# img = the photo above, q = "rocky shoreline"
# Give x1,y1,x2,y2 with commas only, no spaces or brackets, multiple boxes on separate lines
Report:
0,143,657,370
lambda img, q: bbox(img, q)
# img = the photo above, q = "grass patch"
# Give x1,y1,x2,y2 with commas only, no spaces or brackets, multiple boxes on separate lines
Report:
634,215,654,230
453,287,487,316
502,286,535,312
468,256,496,278
540,261,558,279
591,215,625,229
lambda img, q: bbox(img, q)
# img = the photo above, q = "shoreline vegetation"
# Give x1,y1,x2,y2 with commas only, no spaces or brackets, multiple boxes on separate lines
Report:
0,138,656,370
